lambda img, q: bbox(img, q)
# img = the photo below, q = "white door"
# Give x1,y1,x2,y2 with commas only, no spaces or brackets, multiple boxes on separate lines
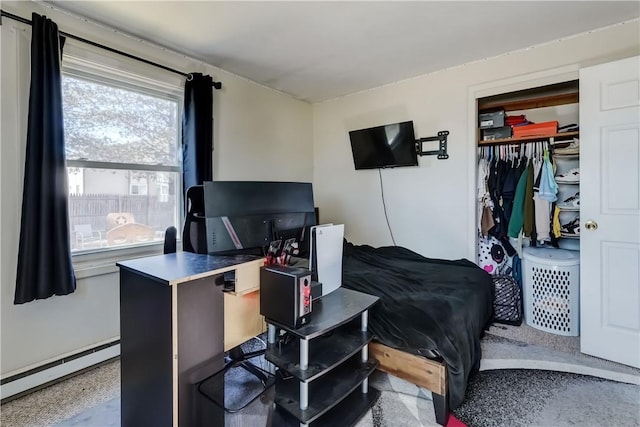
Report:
580,56,640,368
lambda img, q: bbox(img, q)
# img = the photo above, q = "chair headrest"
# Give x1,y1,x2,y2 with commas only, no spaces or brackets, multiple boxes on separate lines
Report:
186,185,205,215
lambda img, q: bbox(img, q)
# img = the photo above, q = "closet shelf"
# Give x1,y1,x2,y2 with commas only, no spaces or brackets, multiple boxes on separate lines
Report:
478,90,579,113
478,131,578,146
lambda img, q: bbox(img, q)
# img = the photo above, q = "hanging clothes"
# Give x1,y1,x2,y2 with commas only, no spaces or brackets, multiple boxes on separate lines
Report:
477,157,493,237
533,196,551,243
534,150,556,244
486,157,503,236
502,156,527,223
532,152,550,243
537,150,558,202
523,159,536,237
508,159,530,238
477,157,489,202
481,205,495,237
552,204,562,238
486,157,516,255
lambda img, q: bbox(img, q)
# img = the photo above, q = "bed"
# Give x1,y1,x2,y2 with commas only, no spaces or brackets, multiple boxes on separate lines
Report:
340,241,494,425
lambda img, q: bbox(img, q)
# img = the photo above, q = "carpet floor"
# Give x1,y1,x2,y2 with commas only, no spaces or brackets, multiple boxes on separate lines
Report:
2,330,639,427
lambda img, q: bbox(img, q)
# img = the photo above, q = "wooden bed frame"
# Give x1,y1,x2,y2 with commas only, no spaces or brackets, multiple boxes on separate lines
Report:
369,342,449,426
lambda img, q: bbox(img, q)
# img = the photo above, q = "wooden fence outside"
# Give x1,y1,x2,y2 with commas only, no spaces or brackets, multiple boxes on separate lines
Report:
68,193,176,233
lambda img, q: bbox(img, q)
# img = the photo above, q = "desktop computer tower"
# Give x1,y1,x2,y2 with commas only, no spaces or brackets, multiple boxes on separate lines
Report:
260,265,312,329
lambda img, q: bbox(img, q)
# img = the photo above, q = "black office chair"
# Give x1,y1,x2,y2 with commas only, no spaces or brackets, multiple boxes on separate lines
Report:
163,185,274,412
182,185,208,254
163,226,177,254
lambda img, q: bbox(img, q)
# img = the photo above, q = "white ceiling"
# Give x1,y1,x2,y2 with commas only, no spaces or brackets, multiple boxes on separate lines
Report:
47,1,639,103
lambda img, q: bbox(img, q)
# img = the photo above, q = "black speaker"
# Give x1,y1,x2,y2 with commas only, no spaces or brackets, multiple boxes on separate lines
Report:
260,265,312,329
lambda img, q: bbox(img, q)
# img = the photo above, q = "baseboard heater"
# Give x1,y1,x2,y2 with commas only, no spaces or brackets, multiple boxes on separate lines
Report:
1,340,120,402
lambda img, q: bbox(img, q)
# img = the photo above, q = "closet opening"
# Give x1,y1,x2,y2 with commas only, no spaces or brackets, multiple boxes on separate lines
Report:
475,79,582,350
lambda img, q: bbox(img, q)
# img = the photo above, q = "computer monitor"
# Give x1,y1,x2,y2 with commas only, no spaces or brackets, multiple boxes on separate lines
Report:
203,181,316,256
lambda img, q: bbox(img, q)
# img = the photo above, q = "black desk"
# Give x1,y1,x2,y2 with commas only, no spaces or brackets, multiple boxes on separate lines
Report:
117,252,263,427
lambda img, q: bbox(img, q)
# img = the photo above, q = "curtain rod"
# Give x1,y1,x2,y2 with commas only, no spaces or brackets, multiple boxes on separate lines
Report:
0,9,222,89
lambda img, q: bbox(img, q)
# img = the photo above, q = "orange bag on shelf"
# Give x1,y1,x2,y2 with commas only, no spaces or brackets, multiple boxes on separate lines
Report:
512,121,559,138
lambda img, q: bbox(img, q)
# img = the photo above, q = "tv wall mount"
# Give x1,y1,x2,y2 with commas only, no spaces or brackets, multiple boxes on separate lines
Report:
416,131,449,160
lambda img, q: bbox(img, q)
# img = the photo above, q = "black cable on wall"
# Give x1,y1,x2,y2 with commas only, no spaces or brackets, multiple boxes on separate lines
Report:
378,168,396,246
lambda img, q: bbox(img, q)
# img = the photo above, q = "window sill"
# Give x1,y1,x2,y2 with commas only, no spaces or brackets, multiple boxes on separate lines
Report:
72,242,177,280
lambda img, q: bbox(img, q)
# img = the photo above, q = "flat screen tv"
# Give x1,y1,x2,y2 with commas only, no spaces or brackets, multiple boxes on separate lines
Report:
349,121,418,170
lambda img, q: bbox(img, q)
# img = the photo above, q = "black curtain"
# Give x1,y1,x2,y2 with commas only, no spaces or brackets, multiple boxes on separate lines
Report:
15,13,76,304
182,73,213,196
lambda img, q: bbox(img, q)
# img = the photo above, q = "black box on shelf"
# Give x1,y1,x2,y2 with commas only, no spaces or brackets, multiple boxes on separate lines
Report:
260,265,312,329
482,126,512,141
479,110,505,129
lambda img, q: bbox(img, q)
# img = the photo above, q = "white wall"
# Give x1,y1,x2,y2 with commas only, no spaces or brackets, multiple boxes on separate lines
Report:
0,2,312,376
312,21,640,261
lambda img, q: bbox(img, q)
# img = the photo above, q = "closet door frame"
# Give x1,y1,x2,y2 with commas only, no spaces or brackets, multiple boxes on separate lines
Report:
466,65,579,261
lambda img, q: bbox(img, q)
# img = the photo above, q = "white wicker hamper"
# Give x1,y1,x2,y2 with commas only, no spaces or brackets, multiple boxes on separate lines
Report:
522,247,580,336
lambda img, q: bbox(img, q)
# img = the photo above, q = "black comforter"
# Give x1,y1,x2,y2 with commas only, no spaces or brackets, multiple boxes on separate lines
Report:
341,241,493,409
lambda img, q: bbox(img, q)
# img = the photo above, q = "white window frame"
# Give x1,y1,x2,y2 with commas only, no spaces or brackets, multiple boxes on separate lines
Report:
61,48,184,270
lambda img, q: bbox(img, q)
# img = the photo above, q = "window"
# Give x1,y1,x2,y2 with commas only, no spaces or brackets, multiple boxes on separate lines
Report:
62,68,182,253
129,177,148,196
158,180,170,203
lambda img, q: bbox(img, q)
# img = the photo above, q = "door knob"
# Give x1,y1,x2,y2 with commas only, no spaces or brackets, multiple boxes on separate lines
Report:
585,220,598,231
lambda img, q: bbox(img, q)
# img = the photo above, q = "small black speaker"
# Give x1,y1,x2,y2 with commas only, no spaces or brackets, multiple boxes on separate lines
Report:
260,265,312,329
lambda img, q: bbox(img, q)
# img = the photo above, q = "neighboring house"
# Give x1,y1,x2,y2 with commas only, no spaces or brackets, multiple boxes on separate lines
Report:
68,165,176,204
75,169,128,195
0,0,638,402
69,169,171,199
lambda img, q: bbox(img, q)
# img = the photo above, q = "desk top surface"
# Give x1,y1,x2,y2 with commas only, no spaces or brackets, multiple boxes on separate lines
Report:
116,252,262,285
